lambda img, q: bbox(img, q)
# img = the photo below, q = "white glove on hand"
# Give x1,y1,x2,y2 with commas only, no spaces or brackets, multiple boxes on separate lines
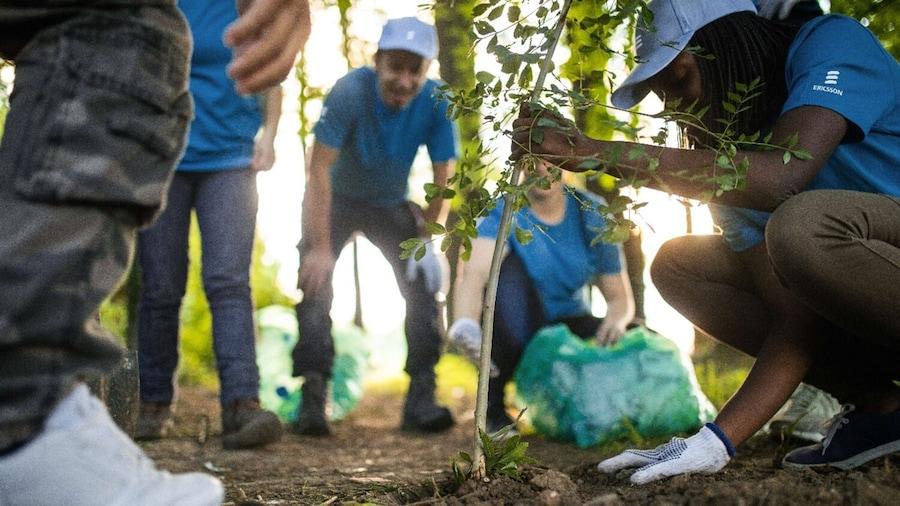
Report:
447,318,499,378
597,424,733,484
405,242,441,295
756,0,803,20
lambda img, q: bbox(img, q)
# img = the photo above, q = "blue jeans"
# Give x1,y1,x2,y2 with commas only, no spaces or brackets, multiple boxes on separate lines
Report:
137,169,259,406
489,253,603,416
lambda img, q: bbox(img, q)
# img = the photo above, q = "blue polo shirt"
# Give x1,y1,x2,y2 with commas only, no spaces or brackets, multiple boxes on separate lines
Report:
313,67,459,207
177,0,262,171
712,15,900,251
477,189,623,321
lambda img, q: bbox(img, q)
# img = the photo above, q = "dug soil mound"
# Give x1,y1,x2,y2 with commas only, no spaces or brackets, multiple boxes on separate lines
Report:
142,386,900,505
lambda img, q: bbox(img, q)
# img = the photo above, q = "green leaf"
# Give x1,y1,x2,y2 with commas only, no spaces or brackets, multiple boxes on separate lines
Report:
475,71,495,84
507,5,520,22
514,226,533,245
783,151,792,164
414,245,426,261
487,5,503,21
792,149,813,161
425,222,445,235
474,20,493,35
472,3,490,17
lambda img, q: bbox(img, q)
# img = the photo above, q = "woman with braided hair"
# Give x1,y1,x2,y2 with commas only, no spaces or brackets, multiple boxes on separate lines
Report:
513,0,899,483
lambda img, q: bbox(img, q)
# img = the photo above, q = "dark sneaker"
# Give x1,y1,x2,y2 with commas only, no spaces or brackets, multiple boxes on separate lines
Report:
221,398,283,450
783,405,900,470
134,401,174,441
401,373,454,433
291,373,330,436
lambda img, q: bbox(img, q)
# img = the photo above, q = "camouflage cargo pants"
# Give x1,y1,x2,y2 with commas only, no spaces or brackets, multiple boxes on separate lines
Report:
0,0,192,451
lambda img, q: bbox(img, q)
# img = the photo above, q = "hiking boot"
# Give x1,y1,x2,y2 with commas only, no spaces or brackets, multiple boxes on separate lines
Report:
0,384,223,506
292,373,331,436
134,401,174,441
770,383,840,443
221,398,283,450
401,372,454,433
783,405,900,470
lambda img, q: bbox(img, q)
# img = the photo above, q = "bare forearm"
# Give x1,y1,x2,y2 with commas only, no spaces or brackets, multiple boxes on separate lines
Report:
262,85,283,140
424,161,454,225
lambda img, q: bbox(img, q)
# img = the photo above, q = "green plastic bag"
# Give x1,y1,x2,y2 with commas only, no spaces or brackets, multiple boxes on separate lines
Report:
514,324,716,448
256,305,367,423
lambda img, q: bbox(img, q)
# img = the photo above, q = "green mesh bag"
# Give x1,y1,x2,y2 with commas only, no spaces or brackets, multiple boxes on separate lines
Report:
256,305,367,422
514,324,716,448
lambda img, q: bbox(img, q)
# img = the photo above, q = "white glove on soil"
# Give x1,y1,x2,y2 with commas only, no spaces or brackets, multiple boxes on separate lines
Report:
447,318,499,378
405,242,441,295
597,424,734,484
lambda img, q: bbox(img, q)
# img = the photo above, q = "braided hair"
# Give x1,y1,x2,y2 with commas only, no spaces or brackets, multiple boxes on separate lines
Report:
683,12,800,148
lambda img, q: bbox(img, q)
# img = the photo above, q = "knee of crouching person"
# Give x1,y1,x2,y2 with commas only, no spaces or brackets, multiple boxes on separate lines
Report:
766,191,831,286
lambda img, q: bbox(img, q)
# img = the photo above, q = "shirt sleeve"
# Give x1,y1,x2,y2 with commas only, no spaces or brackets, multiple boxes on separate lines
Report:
579,193,623,275
475,199,504,239
426,88,460,163
312,73,357,149
782,15,895,143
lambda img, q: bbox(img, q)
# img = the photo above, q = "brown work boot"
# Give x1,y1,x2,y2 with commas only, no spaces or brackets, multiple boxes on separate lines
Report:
291,373,331,436
135,401,174,441
221,398,283,450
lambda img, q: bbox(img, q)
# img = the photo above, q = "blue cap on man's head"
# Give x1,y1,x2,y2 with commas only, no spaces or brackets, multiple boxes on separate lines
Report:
610,0,757,109
377,17,438,61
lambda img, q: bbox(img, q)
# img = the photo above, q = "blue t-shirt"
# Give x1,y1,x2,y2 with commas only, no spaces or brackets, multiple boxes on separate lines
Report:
313,67,459,207
477,189,623,321
712,15,900,251
177,0,263,171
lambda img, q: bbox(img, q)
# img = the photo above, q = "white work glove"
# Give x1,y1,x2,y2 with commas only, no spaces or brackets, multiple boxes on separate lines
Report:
405,242,441,295
597,424,734,484
757,0,803,20
447,318,499,378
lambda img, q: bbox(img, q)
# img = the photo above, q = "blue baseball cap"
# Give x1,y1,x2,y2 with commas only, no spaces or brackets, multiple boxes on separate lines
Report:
377,17,438,61
611,0,757,109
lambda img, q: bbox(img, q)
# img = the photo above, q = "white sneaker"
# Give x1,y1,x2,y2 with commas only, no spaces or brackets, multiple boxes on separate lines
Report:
769,383,841,443
0,384,223,506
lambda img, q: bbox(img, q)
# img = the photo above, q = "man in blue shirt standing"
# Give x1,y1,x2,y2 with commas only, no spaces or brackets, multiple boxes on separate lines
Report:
293,17,459,436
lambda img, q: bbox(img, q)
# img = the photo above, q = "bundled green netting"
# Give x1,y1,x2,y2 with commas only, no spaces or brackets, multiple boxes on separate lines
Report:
256,305,366,422
514,324,717,448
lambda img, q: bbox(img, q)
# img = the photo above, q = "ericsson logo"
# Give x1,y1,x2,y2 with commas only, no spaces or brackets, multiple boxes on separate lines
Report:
813,69,843,96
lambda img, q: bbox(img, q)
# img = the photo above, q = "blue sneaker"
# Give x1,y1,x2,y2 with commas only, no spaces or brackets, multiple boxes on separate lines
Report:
783,405,900,470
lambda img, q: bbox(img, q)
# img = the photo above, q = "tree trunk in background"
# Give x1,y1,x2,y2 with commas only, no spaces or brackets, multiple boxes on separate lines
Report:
564,1,646,322
434,0,478,322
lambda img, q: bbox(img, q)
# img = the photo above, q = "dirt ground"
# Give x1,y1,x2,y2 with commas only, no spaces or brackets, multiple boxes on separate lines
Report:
143,386,900,505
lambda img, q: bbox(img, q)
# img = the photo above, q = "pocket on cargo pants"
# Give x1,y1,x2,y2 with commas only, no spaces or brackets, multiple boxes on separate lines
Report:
11,11,192,226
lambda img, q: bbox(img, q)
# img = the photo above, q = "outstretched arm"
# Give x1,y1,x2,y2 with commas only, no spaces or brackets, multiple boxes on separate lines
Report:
422,160,455,231
252,85,283,172
512,105,847,211
226,0,311,94
593,271,635,346
452,237,500,322
298,141,339,297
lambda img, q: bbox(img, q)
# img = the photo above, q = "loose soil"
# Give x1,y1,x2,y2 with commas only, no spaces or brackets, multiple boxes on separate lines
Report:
144,386,900,505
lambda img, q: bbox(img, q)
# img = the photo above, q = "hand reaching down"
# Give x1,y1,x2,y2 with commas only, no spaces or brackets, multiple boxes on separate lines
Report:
597,423,735,484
